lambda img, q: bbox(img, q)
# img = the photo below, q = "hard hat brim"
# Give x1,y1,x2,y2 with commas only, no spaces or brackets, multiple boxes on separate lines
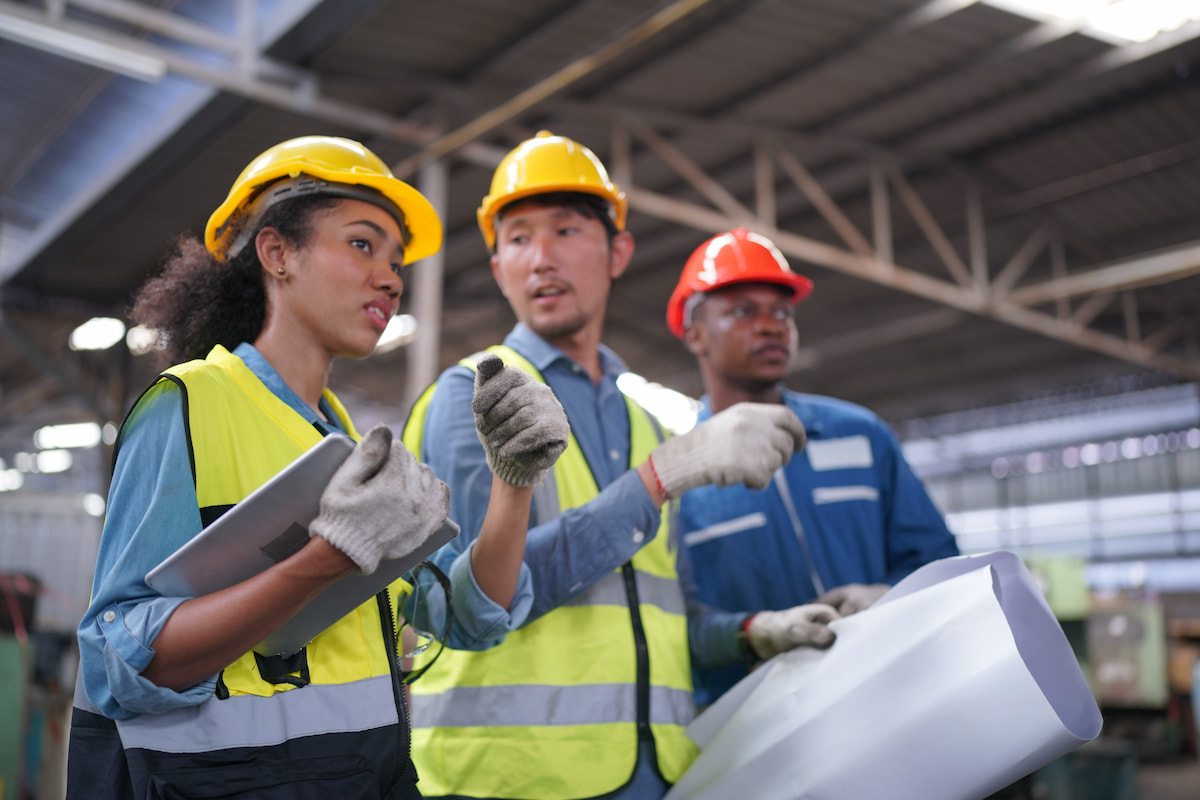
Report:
207,163,443,264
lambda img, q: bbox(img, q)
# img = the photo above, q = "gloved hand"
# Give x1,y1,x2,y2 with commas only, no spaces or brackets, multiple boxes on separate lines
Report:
309,426,450,575
648,403,806,499
816,583,890,616
472,354,569,487
745,604,840,661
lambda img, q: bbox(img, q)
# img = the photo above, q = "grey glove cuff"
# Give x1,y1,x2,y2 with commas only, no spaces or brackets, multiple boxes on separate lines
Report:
485,451,543,488
309,514,383,575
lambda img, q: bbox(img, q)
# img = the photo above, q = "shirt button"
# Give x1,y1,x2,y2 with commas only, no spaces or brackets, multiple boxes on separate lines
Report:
632,529,645,544
610,449,620,461
103,610,116,623
571,364,582,374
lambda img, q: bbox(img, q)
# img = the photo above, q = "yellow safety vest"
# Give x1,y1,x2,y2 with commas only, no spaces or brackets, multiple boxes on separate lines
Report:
112,345,419,798
403,345,698,800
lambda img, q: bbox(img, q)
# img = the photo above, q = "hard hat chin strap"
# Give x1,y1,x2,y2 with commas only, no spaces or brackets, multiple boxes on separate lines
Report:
223,175,412,260
681,291,708,331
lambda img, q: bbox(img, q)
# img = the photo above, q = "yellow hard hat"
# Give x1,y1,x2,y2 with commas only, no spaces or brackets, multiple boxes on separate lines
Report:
205,135,443,264
477,130,627,249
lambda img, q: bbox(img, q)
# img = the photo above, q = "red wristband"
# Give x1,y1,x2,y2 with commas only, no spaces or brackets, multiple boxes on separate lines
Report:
741,614,757,633
646,454,668,500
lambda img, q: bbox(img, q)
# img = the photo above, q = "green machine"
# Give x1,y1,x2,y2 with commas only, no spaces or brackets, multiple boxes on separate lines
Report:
0,636,29,800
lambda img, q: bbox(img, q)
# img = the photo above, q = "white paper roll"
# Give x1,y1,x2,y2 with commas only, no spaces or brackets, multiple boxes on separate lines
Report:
668,551,1103,800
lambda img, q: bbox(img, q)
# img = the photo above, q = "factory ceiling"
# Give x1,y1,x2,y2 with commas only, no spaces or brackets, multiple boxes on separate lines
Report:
2,0,1199,454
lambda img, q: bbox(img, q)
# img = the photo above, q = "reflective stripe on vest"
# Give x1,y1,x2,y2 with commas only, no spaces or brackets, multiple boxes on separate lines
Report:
403,345,698,800
116,674,397,752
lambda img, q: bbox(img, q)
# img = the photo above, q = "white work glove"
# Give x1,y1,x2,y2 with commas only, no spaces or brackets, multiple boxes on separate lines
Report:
309,426,450,575
472,354,569,487
648,403,806,499
816,583,890,616
745,604,840,661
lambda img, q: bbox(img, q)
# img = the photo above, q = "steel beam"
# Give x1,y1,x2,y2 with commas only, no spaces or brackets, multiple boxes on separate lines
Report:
0,310,108,420
1006,241,1200,307
623,154,1200,381
391,0,717,177
774,143,873,256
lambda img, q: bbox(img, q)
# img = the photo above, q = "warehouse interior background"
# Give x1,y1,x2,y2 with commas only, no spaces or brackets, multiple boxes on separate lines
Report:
1,0,1199,797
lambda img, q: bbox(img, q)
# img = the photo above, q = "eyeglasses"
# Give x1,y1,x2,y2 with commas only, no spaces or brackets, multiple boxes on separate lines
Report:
397,560,452,684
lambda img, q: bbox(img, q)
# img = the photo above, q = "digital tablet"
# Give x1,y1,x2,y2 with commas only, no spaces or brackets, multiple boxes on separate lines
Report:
145,432,459,656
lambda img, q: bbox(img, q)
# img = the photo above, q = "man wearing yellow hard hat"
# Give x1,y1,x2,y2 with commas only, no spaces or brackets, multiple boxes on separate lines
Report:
402,132,836,800
67,135,568,799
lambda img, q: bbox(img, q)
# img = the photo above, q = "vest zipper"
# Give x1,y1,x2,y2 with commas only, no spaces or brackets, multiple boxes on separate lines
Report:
621,562,652,741
377,589,412,769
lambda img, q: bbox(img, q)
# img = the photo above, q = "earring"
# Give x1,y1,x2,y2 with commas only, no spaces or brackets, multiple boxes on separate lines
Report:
276,268,286,276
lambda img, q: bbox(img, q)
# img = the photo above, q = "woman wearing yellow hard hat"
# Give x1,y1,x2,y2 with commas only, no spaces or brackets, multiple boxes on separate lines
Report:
67,135,568,799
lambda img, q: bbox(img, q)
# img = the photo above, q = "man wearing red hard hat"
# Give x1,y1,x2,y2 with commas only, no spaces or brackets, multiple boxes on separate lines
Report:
668,227,960,706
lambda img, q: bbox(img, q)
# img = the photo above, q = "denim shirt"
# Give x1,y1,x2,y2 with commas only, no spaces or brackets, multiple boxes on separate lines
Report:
419,324,743,656
418,325,744,800
77,343,531,720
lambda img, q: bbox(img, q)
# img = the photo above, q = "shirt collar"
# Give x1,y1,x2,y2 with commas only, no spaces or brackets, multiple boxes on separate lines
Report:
231,342,344,433
698,389,824,436
504,322,628,381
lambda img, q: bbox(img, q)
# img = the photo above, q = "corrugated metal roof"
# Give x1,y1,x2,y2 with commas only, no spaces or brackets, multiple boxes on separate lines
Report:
1,0,1198,438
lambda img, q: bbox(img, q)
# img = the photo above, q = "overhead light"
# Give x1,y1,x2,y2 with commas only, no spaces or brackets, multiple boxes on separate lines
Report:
125,324,163,356
15,449,74,473
82,493,107,517
374,314,419,355
0,10,167,82
1088,0,1200,42
70,316,126,350
984,0,1200,43
0,470,23,492
36,449,73,474
34,422,102,449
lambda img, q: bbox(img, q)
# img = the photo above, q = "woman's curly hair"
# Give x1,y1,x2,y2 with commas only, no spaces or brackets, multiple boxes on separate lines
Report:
131,194,340,365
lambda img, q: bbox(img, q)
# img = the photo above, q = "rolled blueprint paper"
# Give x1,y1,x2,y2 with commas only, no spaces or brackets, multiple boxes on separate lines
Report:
668,551,1102,800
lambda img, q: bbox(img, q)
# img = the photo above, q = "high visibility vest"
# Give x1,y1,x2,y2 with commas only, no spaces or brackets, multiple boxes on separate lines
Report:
98,345,418,800
403,345,698,800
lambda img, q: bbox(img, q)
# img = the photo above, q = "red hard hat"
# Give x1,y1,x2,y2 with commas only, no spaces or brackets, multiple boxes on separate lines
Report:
666,228,813,338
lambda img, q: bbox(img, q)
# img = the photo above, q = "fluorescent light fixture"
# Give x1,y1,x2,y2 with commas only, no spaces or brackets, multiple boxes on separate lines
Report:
616,372,700,435
125,324,163,356
0,469,23,492
984,0,1200,43
34,421,102,450
374,314,418,355
0,10,166,81
1089,0,1200,42
36,449,73,474
70,316,126,351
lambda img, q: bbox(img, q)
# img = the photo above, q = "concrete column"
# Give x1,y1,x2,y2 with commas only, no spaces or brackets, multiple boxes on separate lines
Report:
405,158,448,407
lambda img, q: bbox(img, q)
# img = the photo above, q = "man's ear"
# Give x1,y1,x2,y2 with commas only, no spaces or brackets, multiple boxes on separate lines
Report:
607,230,635,281
683,322,707,358
490,253,509,298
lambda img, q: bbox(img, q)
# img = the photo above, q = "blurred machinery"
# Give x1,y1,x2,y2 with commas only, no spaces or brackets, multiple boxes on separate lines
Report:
1008,557,1200,799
